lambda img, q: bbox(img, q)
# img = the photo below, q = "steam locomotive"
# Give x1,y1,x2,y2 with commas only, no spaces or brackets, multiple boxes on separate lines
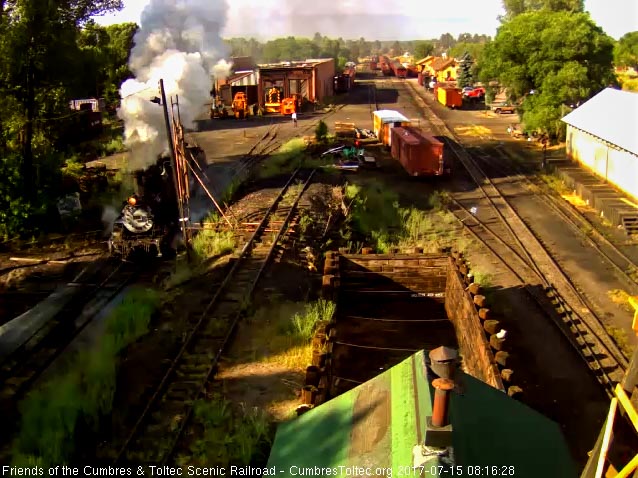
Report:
108,156,179,259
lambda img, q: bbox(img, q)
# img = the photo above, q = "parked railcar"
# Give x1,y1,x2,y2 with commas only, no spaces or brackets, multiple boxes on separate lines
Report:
435,85,462,109
390,126,448,177
389,59,407,79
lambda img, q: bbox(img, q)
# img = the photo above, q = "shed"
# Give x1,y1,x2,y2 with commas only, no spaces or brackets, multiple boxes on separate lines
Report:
561,88,638,201
267,349,576,478
372,110,411,147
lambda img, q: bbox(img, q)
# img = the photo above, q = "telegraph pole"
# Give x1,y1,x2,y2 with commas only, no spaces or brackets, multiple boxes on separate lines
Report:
159,79,189,254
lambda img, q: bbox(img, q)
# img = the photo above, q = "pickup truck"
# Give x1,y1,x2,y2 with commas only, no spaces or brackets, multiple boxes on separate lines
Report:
490,101,517,114
463,87,485,100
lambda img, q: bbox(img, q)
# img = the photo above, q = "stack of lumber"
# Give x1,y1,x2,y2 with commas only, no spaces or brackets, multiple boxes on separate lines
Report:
334,122,356,137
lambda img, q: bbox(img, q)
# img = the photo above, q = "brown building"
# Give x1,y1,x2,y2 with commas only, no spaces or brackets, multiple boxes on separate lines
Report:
257,58,335,111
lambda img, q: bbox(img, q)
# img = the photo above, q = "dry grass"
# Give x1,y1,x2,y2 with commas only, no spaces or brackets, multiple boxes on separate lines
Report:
454,125,493,139
607,289,633,312
238,301,335,370
606,325,634,357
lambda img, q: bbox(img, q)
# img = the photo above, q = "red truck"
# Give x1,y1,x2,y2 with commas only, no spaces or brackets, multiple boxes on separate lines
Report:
463,87,485,101
390,126,448,177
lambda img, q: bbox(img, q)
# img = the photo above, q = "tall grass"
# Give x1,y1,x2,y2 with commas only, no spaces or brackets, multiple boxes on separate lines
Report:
11,287,159,467
289,300,336,340
178,398,273,468
344,182,458,253
257,138,307,179
192,230,236,259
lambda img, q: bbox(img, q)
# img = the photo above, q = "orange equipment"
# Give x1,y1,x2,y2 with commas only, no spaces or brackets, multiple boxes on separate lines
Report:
280,93,302,115
232,92,249,119
265,87,282,113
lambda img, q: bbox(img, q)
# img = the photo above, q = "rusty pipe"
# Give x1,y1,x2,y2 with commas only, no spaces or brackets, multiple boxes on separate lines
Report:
431,378,455,427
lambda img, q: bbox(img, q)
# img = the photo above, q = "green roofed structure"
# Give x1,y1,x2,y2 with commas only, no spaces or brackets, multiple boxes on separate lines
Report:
267,349,576,478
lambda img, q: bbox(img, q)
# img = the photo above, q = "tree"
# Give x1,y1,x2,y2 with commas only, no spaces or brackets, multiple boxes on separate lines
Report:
391,40,401,55
449,42,487,62
614,31,638,70
3,0,122,201
413,41,434,59
480,11,615,138
457,53,473,88
439,33,455,50
501,0,583,19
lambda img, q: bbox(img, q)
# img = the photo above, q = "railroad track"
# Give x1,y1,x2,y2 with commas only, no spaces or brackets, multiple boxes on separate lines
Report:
486,146,638,292
400,80,628,395
0,257,138,450
112,167,316,465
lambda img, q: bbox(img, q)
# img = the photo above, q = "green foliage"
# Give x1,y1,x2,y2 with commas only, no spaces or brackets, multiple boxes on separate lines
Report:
344,183,457,253
480,11,615,137
457,53,474,88
315,120,328,143
180,399,273,467
257,138,307,179
614,32,638,70
12,287,158,467
287,300,336,340
414,41,434,59
501,0,583,20
192,230,236,260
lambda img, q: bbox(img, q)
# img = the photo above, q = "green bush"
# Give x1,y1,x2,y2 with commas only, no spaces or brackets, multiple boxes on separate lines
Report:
315,120,328,142
192,230,236,260
12,287,159,467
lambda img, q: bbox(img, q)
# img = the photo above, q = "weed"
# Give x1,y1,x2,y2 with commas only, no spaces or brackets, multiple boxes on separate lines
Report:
178,398,273,467
221,177,242,205
607,289,633,312
258,139,307,179
164,260,193,290
192,230,236,260
606,325,634,357
289,300,336,341
315,120,328,143
298,212,314,237
12,287,159,466
470,270,493,287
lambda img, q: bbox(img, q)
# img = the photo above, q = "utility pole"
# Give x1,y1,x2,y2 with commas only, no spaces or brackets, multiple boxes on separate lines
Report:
159,79,189,255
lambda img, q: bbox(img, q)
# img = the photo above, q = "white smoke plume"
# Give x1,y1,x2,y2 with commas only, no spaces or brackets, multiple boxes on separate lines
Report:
118,0,232,171
101,205,119,235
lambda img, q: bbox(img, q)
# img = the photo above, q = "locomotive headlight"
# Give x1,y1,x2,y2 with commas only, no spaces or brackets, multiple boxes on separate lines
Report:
128,196,137,206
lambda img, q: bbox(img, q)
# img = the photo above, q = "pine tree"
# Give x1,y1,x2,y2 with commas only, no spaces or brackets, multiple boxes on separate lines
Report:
457,53,473,88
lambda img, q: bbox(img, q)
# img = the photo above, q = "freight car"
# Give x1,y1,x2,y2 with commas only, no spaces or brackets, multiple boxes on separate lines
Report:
390,126,448,177
373,109,411,147
379,56,392,76
389,59,407,79
435,85,462,109
109,156,179,259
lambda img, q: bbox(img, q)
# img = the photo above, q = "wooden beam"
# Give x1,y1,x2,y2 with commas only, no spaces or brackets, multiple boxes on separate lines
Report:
595,398,618,478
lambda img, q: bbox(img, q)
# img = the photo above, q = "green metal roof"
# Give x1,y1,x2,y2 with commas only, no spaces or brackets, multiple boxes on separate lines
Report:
267,350,576,478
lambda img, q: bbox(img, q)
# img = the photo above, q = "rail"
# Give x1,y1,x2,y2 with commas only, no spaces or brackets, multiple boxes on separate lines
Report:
400,79,628,395
113,166,316,464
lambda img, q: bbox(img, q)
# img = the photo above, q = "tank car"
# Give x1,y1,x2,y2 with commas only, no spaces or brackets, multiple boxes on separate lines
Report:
108,156,179,259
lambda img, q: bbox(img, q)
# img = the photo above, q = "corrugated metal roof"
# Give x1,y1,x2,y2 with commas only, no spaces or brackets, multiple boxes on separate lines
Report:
267,350,576,477
374,109,410,123
561,88,638,155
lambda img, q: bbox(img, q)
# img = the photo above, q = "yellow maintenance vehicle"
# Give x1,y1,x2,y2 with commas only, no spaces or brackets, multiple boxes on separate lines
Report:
231,91,250,119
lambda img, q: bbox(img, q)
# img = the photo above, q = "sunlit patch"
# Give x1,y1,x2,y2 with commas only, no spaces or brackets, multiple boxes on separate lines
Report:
560,193,588,208
454,125,493,138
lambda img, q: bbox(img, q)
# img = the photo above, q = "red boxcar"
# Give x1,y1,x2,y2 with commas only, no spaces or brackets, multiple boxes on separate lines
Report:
390,126,446,177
